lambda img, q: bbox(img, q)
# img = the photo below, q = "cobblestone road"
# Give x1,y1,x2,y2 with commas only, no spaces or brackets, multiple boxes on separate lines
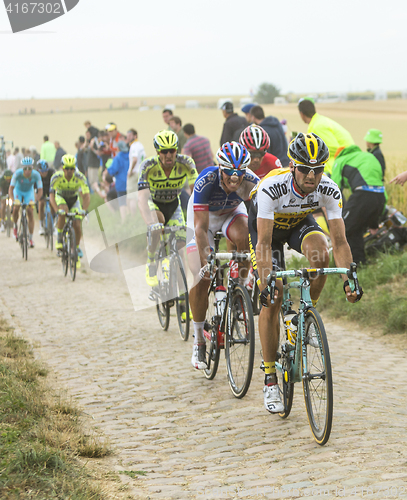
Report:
1,234,407,500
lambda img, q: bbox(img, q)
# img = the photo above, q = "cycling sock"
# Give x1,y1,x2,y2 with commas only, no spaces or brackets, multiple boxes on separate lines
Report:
57,228,63,242
263,361,276,375
193,321,205,344
312,298,319,308
28,233,33,240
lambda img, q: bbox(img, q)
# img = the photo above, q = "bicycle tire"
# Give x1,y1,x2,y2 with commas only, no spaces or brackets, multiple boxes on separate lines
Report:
22,216,28,261
62,230,69,277
225,284,255,398
276,310,294,419
69,226,77,281
302,307,333,446
45,212,50,249
49,213,53,251
170,253,190,341
5,204,11,238
155,254,170,331
203,286,220,380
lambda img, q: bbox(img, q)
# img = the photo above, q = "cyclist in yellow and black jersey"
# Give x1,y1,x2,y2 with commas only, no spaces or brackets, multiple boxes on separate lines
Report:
49,154,90,266
138,130,198,286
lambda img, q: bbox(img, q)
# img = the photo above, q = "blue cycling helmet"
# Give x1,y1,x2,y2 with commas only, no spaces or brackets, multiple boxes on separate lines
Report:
21,156,34,166
216,141,251,170
36,159,49,172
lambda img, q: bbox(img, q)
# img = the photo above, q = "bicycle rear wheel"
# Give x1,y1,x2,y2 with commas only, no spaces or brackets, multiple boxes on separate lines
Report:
276,311,294,418
225,284,255,398
302,308,333,446
49,214,54,251
170,253,190,341
155,257,170,331
68,227,77,281
203,285,220,380
62,231,69,276
20,217,28,260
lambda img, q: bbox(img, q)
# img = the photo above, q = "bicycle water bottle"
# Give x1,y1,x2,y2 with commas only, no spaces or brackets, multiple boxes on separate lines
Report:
162,257,170,283
284,310,298,346
215,285,227,317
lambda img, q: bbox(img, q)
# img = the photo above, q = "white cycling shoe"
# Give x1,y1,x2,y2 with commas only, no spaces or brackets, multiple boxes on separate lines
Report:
307,325,320,349
263,384,284,413
191,343,207,370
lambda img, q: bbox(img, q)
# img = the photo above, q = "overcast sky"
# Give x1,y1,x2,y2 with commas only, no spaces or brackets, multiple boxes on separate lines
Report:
0,0,405,99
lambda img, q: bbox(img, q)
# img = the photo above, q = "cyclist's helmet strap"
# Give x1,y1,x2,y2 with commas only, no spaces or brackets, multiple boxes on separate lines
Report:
216,141,251,169
288,132,329,166
239,125,270,151
153,130,178,151
21,156,34,166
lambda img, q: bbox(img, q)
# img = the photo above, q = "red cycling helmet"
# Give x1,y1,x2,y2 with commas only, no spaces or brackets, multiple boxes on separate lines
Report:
239,125,270,151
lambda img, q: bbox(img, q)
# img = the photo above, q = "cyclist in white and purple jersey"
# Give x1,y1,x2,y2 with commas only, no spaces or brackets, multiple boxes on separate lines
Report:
186,142,259,369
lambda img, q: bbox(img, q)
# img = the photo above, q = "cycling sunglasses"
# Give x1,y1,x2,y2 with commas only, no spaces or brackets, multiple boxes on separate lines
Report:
63,167,75,170
295,164,325,176
23,166,33,170
160,149,177,155
221,167,246,177
249,151,266,159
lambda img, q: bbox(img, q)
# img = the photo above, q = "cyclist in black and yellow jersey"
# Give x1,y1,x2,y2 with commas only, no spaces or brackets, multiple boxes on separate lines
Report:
249,133,362,414
138,130,198,286
49,154,90,267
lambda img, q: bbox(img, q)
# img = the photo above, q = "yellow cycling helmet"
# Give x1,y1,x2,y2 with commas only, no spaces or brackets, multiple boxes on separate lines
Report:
288,132,329,166
153,130,178,151
61,154,76,168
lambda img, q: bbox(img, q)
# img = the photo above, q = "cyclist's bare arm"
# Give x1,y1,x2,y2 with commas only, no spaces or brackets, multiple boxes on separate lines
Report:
49,192,58,213
8,185,14,203
194,210,210,266
81,192,90,211
137,188,157,226
35,188,43,202
328,217,359,303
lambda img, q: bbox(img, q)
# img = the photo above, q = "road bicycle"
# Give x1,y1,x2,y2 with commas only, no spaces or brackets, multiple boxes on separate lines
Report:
43,197,54,250
60,211,84,281
261,263,362,445
17,198,29,261
147,223,190,341
202,232,255,398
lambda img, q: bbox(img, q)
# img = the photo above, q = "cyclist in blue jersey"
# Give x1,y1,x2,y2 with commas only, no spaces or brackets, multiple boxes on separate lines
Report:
9,157,43,247
186,141,259,369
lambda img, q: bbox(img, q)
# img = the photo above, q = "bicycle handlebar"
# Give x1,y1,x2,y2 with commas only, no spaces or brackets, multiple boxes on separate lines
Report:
261,263,363,306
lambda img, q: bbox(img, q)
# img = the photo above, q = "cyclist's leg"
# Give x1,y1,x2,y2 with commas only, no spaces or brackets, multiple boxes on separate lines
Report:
12,189,22,227
55,194,68,249
290,215,329,305
38,197,45,223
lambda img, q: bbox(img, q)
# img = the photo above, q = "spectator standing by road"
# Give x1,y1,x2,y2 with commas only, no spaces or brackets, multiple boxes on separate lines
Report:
250,105,289,166
364,129,386,180
84,121,99,139
127,129,145,214
332,145,386,265
219,101,248,146
53,141,67,170
169,116,187,152
106,123,124,158
76,136,87,175
40,135,56,168
106,141,130,220
183,124,213,173
241,103,256,123
6,150,15,171
298,98,354,176
13,147,23,172
86,131,100,187
29,146,40,164
162,108,173,130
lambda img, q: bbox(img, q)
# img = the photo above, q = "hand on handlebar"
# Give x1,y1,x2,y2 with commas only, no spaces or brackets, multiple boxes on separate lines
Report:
344,262,364,303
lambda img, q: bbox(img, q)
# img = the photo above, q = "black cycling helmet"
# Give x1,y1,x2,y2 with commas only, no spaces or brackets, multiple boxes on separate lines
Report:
288,132,329,167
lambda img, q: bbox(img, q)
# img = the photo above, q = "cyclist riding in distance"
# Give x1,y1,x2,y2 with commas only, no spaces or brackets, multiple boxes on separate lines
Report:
36,159,55,236
248,133,363,413
49,154,90,267
9,157,43,248
137,130,198,287
187,141,259,370
239,125,282,179
0,169,13,232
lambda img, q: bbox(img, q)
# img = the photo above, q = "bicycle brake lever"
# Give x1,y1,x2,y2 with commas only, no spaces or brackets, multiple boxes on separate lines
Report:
346,262,363,301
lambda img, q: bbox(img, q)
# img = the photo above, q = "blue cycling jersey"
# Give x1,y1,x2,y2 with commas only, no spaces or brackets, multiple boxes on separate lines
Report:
193,166,259,215
11,168,43,192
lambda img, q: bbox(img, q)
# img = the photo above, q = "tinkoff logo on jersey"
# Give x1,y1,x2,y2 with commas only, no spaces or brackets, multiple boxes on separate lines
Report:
4,0,80,33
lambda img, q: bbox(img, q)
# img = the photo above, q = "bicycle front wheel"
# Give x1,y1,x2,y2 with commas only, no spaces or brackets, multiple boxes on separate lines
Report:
203,286,220,380
68,227,77,281
5,204,11,238
62,231,69,276
21,217,28,260
225,284,255,398
170,253,190,341
155,256,170,331
302,308,333,446
49,214,54,251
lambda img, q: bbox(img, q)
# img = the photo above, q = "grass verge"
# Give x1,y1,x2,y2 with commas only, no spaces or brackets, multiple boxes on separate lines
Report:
0,318,115,500
287,250,407,334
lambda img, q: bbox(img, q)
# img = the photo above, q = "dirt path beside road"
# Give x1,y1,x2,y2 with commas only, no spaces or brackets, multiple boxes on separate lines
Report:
1,234,407,499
